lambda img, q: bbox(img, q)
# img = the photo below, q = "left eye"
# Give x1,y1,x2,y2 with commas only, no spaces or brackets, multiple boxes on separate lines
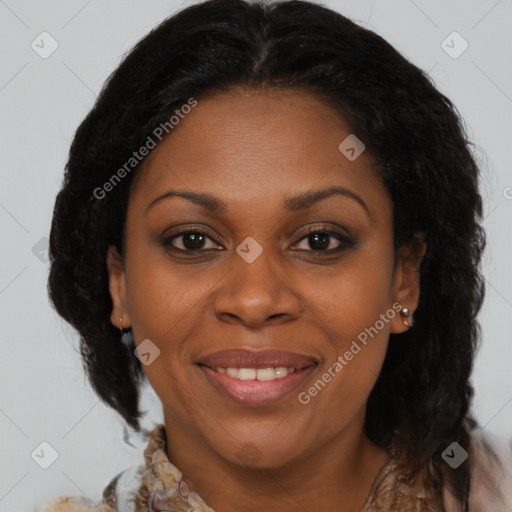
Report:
292,230,347,252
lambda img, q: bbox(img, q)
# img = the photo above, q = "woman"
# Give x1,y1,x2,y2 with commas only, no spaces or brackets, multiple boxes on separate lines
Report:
39,0,511,510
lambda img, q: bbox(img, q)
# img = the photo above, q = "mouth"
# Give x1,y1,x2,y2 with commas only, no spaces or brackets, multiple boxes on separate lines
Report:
196,349,319,406
210,366,301,380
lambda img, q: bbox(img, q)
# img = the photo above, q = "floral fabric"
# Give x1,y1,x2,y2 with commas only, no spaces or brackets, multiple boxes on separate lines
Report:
35,424,512,512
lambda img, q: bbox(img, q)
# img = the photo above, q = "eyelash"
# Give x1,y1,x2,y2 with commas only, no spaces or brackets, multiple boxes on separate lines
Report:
162,225,356,255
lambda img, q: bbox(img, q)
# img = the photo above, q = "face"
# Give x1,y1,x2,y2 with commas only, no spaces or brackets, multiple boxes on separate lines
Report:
107,88,424,469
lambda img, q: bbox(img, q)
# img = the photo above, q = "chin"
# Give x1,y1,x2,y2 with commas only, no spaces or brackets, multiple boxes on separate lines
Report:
218,435,305,470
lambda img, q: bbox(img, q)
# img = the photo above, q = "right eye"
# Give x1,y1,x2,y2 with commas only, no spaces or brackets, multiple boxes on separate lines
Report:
162,230,222,253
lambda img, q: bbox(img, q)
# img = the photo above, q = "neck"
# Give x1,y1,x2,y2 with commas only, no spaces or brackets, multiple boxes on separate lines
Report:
163,411,390,512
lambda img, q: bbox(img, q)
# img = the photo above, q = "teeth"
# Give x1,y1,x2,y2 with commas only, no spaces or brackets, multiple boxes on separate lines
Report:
255,367,277,381
238,368,256,380
226,367,239,378
274,367,287,378
215,367,297,381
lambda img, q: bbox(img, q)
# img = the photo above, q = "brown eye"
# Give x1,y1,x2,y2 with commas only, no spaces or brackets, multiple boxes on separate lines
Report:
296,231,338,251
164,230,220,252
292,227,356,253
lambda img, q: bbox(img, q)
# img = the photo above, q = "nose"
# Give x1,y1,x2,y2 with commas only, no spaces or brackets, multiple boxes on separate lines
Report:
212,240,301,329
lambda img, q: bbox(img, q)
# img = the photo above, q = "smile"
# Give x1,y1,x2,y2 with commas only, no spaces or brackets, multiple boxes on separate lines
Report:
198,364,316,406
196,348,319,406
214,366,297,380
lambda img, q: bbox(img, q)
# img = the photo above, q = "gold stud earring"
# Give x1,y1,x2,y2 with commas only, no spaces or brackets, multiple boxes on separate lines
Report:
400,307,413,327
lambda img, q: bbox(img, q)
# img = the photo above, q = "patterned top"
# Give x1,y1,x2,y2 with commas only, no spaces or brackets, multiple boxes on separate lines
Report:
35,424,512,512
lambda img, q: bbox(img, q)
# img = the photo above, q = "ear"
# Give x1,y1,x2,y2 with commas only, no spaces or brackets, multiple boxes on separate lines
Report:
390,233,426,334
106,246,131,329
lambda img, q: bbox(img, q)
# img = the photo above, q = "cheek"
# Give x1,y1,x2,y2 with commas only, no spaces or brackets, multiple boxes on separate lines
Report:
123,245,218,391
304,240,396,340
295,241,395,422
297,320,389,441
124,241,203,338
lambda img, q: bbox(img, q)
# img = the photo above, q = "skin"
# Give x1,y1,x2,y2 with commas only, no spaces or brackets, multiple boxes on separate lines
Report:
107,88,425,511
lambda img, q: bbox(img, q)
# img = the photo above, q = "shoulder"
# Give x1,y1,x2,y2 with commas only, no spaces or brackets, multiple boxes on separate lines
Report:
35,464,144,512
364,432,512,511
444,433,512,512
34,496,114,512
468,434,512,511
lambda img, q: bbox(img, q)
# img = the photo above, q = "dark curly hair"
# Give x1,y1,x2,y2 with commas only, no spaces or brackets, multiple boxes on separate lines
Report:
47,0,486,508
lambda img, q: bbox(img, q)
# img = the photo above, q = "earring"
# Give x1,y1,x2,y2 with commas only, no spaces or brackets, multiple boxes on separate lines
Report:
399,307,413,327
119,317,134,349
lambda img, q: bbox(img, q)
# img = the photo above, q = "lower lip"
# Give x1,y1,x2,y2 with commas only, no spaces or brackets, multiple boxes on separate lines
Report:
198,365,316,406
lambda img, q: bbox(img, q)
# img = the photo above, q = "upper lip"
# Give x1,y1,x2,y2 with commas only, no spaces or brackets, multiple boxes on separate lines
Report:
197,349,319,369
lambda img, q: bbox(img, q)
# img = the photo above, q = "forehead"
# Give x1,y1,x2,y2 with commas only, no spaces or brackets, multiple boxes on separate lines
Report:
129,88,389,217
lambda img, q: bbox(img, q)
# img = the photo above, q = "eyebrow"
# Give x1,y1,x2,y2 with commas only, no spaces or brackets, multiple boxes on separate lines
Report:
144,185,370,216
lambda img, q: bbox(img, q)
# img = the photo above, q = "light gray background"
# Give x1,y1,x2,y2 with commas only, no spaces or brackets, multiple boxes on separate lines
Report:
1,0,511,510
